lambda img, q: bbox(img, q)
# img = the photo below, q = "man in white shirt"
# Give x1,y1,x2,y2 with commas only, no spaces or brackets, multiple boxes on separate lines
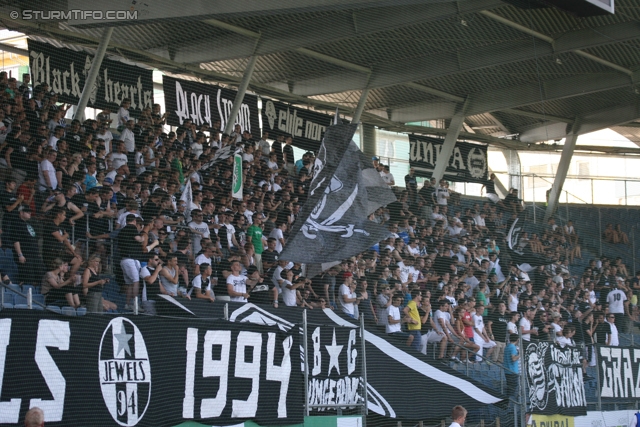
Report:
519,307,538,341
386,293,404,334
120,119,136,153
605,313,620,346
188,209,211,255
380,164,395,186
271,259,289,295
436,179,450,206
226,260,262,303
473,304,496,362
338,272,360,318
397,257,418,284
96,123,114,154
48,126,64,151
110,141,130,175
607,280,629,333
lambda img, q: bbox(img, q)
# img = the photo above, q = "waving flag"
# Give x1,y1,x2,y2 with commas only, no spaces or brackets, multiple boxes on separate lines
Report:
280,124,395,263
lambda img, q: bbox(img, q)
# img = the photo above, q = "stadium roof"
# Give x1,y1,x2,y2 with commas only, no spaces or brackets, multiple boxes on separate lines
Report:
3,0,640,152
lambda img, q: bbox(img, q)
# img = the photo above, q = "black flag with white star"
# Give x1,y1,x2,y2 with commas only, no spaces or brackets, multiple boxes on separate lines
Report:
280,124,396,264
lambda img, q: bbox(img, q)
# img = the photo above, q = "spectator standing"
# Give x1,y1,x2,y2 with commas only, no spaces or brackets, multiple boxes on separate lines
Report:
607,279,629,333
12,204,44,284
503,334,520,396
605,313,619,346
404,168,418,205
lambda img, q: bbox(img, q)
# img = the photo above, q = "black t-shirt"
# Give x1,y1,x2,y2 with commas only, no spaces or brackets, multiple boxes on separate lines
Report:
42,220,66,256
141,201,160,220
250,280,275,304
418,185,435,206
11,219,39,260
533,318,550,342
283,144,294,164
261,249,279,269
215,259,231,296
485,180,496,194
488,311,509,343
595,322,611,344
117,224,141,259
144,266,161,300
218,225,230,249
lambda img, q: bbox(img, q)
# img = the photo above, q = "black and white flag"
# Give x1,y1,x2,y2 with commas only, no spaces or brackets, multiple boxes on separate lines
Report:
524,341,587,416
199,144,238,172
506,213,552,269
280,124,396,264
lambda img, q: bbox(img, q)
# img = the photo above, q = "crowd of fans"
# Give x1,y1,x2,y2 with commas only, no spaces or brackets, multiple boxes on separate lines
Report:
0,72,638,381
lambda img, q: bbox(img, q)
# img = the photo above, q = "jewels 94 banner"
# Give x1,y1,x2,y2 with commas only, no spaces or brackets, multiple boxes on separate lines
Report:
0,311,302,427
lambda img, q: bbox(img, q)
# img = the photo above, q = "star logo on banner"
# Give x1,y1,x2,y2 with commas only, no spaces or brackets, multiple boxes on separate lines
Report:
114,323,133,358
325,328,343,376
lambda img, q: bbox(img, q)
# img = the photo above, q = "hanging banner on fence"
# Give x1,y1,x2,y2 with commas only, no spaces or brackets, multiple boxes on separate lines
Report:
156,298,506,420
28,40,154,114
162,75,259,135
307,325,363,410
0,311,302,427
232,153,243,200
261,99,338,152
408,134,488,183
524,341,587,416
598,346,640,400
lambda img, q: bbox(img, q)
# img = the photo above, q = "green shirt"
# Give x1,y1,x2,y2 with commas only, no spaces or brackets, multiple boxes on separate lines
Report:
247,224,264,254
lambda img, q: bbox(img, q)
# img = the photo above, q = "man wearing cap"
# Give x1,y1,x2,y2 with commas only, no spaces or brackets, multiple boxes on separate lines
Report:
11,204,44,284
338,272,361,318
550,311,564,341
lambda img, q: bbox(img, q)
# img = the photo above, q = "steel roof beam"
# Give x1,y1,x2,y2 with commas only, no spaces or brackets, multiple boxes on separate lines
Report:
285,20,640,96
519,100,640,142
86,0,504,63
388,72,633,123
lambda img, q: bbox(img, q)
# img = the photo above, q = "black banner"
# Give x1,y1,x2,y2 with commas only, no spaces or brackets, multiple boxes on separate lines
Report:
162,76,259,136
524,341,587,416
28,40,154,115
261,99,336,152
156,298,506,420
598,346,640,400
0,311,302,427
408,134,488,183
307,326,362,411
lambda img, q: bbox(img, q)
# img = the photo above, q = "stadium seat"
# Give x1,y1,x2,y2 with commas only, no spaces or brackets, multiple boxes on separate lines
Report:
2,250,18,283
61,307,76,316
46,306,62,314
14,304,29,309
2,291,13,305
7,283,20,294
32,294,45,308
76,307,87,316
1,302,12,309
22,285,34,295
13,294,27,306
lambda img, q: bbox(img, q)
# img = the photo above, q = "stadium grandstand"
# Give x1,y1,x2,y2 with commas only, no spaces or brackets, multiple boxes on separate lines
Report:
0,1,640,426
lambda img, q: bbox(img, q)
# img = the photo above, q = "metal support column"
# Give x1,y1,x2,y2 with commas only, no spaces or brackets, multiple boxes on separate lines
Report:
544,128,580,222
303,309,310,417
74,27,114,122
360,315,369,426
352,88,370,123
223,55,257,135
432,101,468,182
